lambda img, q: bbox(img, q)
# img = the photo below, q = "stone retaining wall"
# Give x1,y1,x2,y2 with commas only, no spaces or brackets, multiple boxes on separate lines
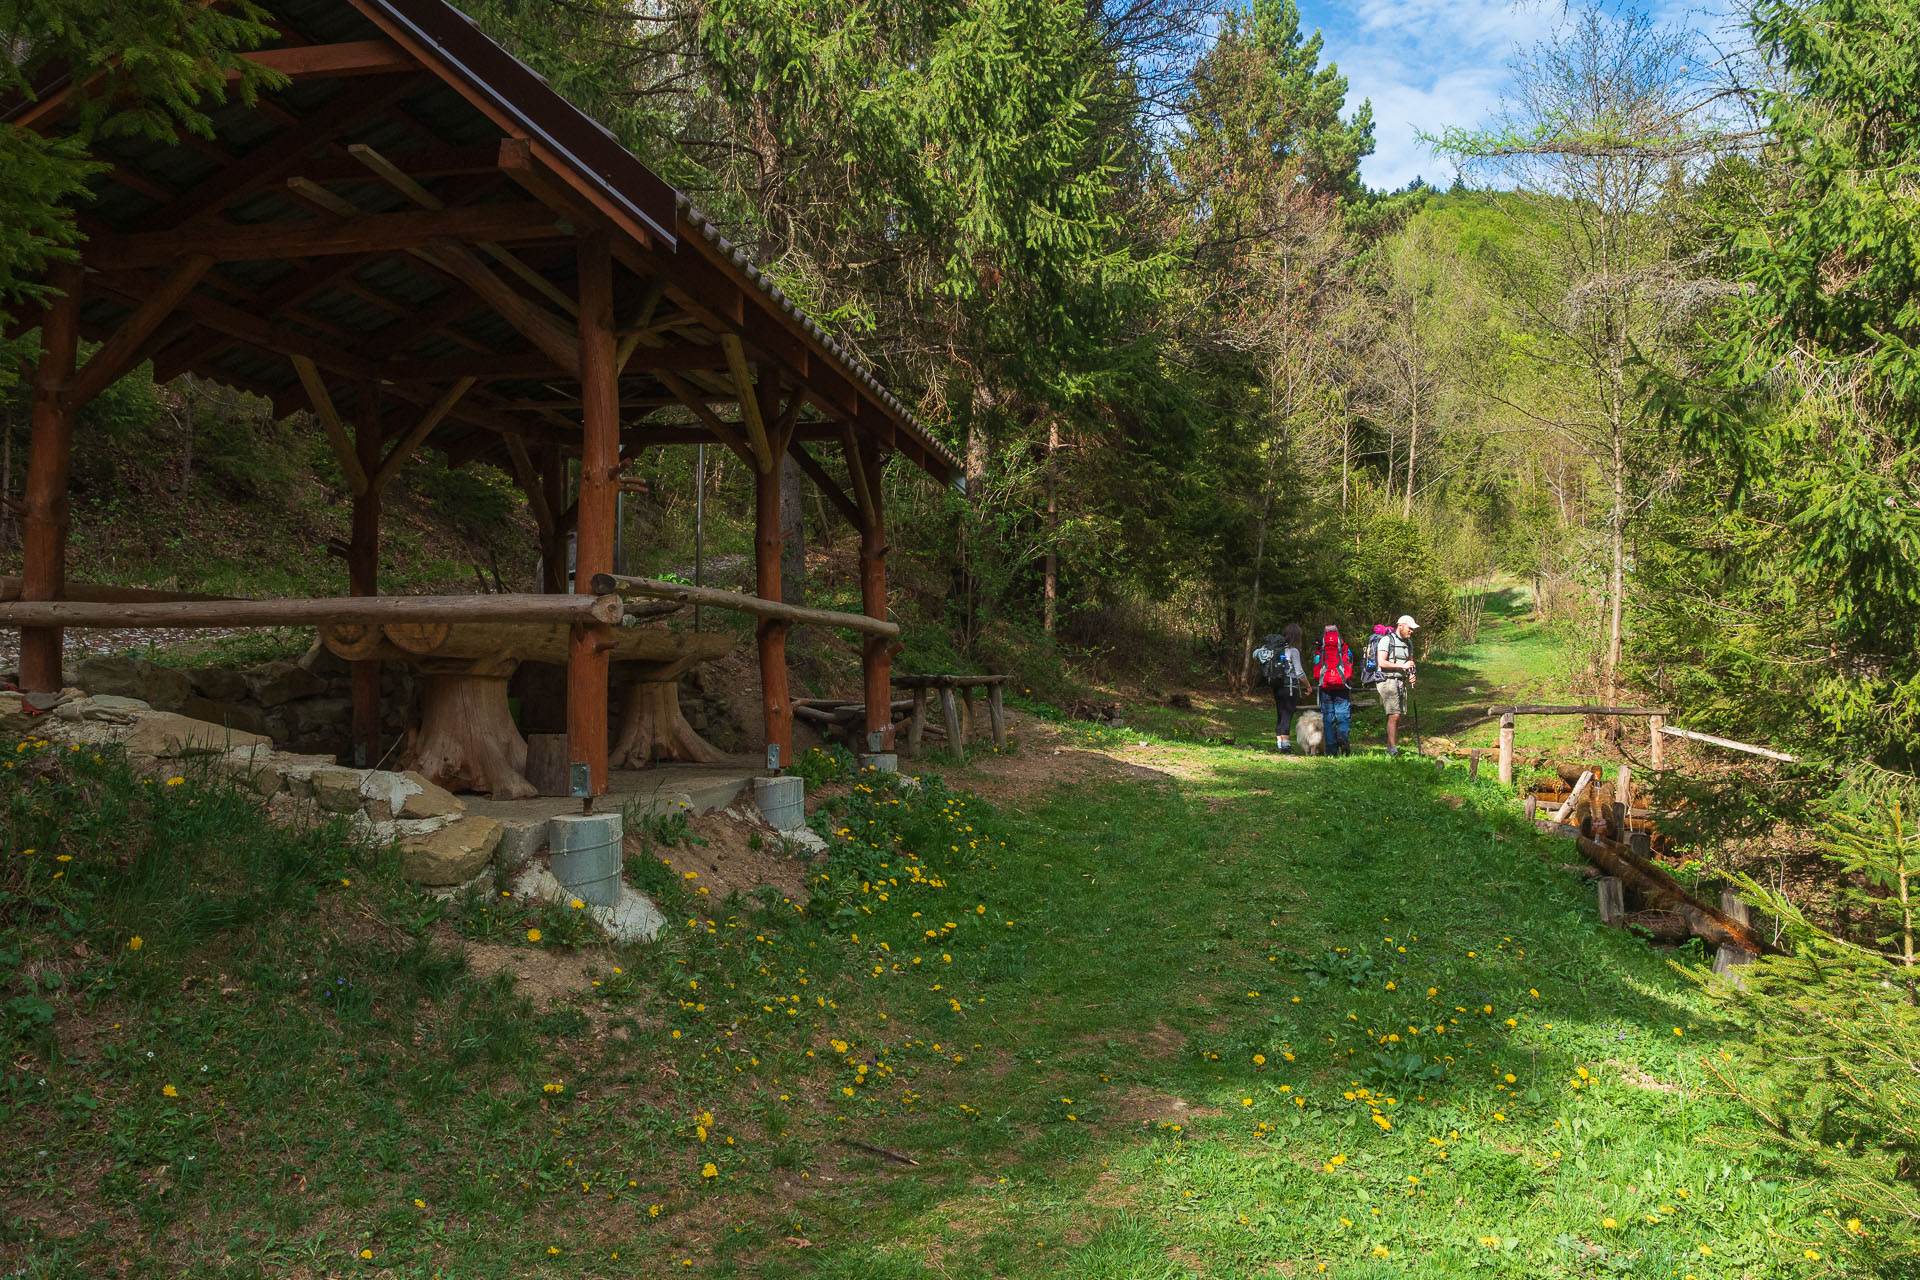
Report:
53,645,744,758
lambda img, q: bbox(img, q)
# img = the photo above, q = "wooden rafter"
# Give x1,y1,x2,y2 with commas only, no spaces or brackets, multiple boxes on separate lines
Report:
348,142,579,317
720,333,773,471
656,370,755,464
290,356,369,496
235,39,416,80
63,255,212,411
148,77,418,231
369,377,475,493
92,203,567,269
423,237,579,377
791,445,864,531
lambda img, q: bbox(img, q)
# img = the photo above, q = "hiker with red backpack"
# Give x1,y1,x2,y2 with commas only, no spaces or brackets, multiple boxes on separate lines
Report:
1310,624,1355,756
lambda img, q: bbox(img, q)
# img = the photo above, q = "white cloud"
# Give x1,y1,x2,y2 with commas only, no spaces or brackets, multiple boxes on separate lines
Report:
1301,0,1560,190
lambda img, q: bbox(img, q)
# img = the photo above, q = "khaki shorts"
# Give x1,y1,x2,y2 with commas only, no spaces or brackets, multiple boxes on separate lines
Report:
1378,679,1407,715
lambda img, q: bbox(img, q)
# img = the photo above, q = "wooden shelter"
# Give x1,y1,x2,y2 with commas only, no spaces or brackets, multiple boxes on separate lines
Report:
3,0,958,793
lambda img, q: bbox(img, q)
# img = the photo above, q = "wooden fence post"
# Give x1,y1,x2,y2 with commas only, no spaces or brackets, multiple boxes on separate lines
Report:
1648,715,1665,770
1498,712,1515,786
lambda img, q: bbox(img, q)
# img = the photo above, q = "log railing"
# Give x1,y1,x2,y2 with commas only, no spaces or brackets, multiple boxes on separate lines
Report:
0,593,623,629
588,573,900,638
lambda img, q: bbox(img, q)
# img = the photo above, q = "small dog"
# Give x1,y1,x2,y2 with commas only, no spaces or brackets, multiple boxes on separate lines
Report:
1292,710,1325,756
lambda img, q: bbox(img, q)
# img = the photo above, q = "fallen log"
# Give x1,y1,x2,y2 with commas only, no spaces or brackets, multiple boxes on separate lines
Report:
1489,704,1670,717
1576,833,1769,954
0,576,235,604
1552,771,1593,823
0,593,622,629
1656,724,1799,764
589,573,899,638
1620,910,1692,941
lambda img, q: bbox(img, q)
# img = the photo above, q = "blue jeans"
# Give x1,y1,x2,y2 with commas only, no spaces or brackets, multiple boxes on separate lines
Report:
1321,690,1353,755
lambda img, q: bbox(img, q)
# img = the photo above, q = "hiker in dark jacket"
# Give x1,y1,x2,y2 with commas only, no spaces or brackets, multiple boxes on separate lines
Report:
1311,624,1355,757
1252,623,1307,752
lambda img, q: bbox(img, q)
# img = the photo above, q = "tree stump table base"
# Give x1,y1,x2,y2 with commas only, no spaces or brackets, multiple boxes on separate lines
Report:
400,673,537,799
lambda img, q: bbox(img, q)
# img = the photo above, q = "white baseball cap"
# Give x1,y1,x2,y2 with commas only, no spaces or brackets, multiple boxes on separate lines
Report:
1397,614,1420,629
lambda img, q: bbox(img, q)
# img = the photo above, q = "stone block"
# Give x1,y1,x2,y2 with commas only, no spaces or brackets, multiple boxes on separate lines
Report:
186,667,249,702
120,712,271,759
216,745,282,796
0,692,36,738
54,694,150,723
400,816,502,886
181,697,273,737
248,661,325,708
493,817,548,871
396,771,463,819
290,697,352,736
72,656,191,710
309,766,370,814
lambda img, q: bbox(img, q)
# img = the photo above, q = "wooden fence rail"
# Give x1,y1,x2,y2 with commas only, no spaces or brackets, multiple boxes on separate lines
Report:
588,573,899,638
0,593,622,629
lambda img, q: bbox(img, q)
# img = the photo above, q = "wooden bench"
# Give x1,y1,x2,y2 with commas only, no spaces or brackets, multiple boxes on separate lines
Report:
891,673,1012,757
320,618,733,797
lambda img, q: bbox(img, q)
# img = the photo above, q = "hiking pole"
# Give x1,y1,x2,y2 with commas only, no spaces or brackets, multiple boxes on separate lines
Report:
1411,680,1423,757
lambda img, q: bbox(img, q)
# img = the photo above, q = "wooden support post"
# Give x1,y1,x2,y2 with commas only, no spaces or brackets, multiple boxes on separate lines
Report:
1629,829,1652,858
1610,763,1633,840
1497,712,1515,786
988,684,1007,749
1648,715,1665,770
1713,891,1757,984
940,686,964,758
753,377,792,770
1522,794,1537,820
1597,877,1626,928
19,263,81,694
349,384,382,765
570,230,617,796
541,445,568,593
908,688,928,757
1552,771,1593,824
857,444,892,752
1468,748,1481,781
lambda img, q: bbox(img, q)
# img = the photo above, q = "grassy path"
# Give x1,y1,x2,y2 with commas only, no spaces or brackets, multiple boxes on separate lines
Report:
1,730,1817,1278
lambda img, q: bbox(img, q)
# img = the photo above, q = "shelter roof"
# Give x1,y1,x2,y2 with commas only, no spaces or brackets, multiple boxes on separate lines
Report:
4,0,960,483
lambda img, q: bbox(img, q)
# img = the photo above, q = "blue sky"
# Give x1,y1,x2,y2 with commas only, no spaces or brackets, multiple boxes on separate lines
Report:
1295,0,1561,191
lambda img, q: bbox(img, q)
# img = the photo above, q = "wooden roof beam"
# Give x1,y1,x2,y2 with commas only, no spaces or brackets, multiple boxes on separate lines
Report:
236,40,417,81
422,237,579,377
90,202,571,270
348,142,579,318
87,268,378,383
147,75,419,231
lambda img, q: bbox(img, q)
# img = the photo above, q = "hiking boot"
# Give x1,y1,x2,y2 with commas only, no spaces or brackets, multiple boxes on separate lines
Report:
1386,747,1400,758
1276,735,1289,753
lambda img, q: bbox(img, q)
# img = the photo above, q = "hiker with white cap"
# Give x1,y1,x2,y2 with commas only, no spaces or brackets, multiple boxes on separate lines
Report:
1376,614,1419,756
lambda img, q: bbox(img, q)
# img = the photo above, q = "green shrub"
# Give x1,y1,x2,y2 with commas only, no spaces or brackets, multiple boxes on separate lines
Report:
1696,800,1920,1271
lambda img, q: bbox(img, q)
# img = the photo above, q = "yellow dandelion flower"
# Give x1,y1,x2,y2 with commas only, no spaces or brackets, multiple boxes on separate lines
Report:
527,928,543,942
127,936,144,951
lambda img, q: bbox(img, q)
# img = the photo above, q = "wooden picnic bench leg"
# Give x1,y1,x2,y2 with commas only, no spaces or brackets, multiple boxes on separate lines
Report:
988,684,1007,749
940,688,964,759
908,689,927,757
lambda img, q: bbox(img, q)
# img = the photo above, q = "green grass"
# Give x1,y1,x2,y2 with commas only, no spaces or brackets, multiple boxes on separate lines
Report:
0,729,1827,1277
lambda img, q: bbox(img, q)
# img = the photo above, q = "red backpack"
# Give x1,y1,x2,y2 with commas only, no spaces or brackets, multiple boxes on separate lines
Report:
1315,628,1353,689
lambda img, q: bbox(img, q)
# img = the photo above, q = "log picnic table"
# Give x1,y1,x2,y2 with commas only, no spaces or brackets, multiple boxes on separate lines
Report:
319,615,733,798
891,673,1012,757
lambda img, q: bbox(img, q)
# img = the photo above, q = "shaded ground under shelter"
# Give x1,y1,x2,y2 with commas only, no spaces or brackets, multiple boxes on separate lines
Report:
3,0,959,796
